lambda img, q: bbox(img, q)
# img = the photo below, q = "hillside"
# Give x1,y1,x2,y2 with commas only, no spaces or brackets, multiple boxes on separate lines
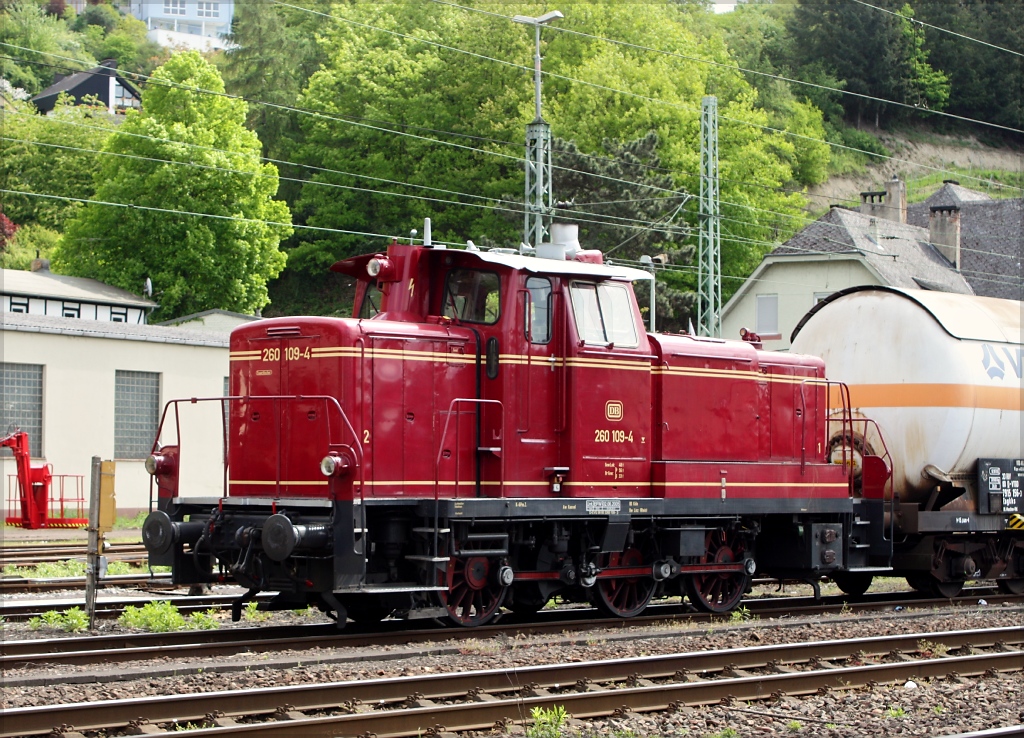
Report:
807,129,1023,207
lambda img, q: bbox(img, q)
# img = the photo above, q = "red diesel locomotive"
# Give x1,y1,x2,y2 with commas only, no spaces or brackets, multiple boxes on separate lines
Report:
142,223,895,626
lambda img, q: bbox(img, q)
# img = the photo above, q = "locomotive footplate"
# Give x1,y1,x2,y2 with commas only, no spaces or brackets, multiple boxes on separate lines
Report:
898,504,1019,534
418,496,853,520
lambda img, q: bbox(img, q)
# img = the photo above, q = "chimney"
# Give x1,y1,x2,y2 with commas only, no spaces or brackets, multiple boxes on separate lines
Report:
859,177,906,224
929,205,961,269
884,175,907,224
30,257,51,272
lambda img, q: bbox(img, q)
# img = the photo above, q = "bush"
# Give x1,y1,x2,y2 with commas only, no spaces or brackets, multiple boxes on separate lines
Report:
189,609,221,630
119,600,187,632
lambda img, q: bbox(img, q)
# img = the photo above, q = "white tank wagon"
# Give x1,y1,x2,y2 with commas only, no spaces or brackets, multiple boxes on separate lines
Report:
791,286,1023,597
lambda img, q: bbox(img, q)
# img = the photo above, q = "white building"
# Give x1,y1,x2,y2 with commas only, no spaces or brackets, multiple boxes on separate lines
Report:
1,263,156,323
129,0,235,52
1,313,232,518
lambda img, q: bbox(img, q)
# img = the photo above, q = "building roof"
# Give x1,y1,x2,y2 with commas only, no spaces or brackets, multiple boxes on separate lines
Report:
907,193,1022,302
917,181,994,208
769,207,975,294
0,311,228,348
30,61,141,114
1,268,157,309
155,309,261,327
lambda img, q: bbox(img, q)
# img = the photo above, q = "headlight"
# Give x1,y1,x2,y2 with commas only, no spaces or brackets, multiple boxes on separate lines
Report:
366,258,382,277
145,454,163,476
320,455,339,476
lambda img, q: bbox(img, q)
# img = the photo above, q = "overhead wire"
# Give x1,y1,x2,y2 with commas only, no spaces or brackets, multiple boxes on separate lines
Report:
849,0,1024,58
431,0,1024,134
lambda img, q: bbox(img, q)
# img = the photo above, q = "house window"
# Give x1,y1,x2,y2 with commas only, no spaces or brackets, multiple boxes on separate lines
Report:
524,277,552,344
755,294,779,334
110,307,128,323
114,370,160,459
1,363,43,457
813,292,833,305
569,281,639,348
62,302,80,319
9,296,29,313
197,1,219,17
114,82,140,111
164,0,186,15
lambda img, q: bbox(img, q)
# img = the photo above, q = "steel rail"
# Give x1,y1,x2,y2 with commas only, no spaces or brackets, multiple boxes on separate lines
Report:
3,628,1020,737
0,573,174,594
4,594,1021,669
0,543,147,566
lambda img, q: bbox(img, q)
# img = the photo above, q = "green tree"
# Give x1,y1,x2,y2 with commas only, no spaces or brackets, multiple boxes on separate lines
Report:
787,0,948,127
0,0,95,94
288,0,810,310
0,95,118,229
56,51,291,320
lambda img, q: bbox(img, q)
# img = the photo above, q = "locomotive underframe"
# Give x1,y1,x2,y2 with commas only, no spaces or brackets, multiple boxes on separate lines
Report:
150,494,878,623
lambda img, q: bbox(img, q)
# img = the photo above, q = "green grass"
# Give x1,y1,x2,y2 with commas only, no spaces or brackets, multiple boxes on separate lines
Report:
28,607,89,632
114,510,149,529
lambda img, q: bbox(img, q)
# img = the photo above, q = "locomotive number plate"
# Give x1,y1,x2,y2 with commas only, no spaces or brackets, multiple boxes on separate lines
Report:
586,499,622,514
979,458,1024,514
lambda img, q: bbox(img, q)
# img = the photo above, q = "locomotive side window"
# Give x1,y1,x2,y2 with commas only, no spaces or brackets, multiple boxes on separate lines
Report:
358,283,383,319
525,277,552,344
569,281,639,348
443,269,501,325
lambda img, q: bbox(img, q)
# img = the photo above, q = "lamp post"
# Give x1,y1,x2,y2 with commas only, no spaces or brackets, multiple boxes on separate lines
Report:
513,10,563,249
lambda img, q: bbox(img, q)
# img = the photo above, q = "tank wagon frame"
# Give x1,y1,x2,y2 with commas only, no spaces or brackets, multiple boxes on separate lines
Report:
142,226,1020,626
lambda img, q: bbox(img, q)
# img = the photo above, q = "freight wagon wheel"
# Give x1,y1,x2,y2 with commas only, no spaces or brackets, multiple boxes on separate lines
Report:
831,571,873,597
438,555,507,627
907,574,963,598
996,579,1024,595
591,547,655,619
686,528,750,613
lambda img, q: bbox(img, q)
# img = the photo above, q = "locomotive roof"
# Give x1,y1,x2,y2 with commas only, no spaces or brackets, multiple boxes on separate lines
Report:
331,246,653,284
467,248,653,283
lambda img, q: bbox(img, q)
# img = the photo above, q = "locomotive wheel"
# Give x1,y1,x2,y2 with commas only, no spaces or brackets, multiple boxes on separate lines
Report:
996,578,1024,595
686,528,751,613
590,547,655,619
438,555,507,627
831,572,873,597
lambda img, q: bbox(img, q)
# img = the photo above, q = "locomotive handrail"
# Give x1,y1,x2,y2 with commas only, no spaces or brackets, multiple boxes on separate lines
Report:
435,398,505,500
148,395,364,507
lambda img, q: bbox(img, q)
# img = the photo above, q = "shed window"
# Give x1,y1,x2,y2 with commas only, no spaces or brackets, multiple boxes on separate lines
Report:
114,370,160,459
8,297,28,313
443,269,501,325
525,277,552,344
110,307,128,323
569,281,639,348
62,302,80,318
756,294,779,334
1,363,43,457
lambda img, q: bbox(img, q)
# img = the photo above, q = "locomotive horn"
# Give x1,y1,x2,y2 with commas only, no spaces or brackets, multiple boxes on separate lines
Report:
263,514,331,562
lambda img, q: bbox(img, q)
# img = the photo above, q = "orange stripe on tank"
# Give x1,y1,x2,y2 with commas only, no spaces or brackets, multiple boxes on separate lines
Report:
829,384,1022,412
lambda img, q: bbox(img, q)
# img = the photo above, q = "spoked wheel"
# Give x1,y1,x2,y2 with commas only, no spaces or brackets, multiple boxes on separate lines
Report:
438,555,507,627
590,547,655,618
686,528,751,613
832,572,873,597
996,578,1024,595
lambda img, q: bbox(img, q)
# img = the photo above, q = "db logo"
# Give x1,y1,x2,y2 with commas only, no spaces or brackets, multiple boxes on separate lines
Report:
982,344,1005,380
605,401,623,421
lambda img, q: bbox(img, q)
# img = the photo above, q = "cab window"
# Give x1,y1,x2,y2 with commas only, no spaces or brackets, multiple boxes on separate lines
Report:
525,277,552,344
358,283,383,319
443,269,501,324
569,281,639,348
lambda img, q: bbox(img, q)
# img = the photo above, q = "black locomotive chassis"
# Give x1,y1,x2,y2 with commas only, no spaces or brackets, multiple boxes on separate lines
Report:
155,495,856,595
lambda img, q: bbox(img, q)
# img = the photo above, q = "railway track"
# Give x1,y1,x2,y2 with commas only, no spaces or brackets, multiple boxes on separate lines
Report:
0,542,148,568
0,572,174,594
4,592,1021,673
4,627,1020,738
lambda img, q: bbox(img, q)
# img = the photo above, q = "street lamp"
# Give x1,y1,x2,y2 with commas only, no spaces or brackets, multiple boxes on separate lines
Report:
512,10,563,249
512,10,563,122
